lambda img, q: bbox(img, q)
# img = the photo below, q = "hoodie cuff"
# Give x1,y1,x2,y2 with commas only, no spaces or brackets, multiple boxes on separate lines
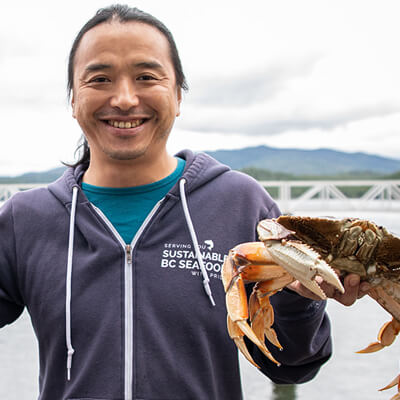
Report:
271,288,326,322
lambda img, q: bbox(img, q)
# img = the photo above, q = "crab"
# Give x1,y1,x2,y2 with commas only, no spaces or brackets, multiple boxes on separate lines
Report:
222,215,400,399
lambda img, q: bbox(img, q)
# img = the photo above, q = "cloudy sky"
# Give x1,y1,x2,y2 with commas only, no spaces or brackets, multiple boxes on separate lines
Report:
1,0,399,175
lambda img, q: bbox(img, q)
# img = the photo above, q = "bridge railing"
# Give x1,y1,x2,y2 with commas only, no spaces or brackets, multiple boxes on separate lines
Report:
1,181,400,212
258,180,400,213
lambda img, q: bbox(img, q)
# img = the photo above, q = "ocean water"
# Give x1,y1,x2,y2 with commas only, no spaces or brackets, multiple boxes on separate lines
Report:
0,209,399,399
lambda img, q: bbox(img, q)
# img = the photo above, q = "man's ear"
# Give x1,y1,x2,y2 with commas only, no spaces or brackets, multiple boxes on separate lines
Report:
71,93,76,119
176,87,182,117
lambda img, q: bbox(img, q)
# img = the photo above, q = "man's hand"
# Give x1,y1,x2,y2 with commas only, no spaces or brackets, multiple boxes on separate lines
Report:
287,273,371,306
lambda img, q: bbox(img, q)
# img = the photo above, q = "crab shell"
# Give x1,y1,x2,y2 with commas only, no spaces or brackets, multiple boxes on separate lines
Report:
261,216,400,323
274,215,400,279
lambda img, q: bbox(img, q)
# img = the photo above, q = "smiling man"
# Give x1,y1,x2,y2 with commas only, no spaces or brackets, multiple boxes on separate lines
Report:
0,4,364,400
71,20,181,187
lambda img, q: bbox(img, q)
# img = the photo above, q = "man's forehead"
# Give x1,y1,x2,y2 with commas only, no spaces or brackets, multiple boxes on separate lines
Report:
79,21,168,51
74,21,171,67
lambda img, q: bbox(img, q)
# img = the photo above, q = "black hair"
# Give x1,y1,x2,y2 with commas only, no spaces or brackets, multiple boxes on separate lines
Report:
67,4,188,167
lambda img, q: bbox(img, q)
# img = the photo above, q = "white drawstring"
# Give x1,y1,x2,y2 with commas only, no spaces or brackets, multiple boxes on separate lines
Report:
179,179,216,306
66,185,79,380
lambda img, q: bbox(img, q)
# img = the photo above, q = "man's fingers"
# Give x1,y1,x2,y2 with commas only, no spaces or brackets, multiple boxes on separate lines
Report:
288,273,368,306
330,274,360,306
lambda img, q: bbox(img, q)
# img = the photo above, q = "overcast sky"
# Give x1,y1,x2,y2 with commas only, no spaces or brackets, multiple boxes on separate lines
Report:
1,0,399,175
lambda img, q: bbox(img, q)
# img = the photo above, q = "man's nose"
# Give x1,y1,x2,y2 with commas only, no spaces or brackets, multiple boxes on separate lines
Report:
110,78,139,110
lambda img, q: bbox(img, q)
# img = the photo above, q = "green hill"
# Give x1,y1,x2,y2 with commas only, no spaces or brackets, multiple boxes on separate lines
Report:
206,146,400,176
0,166,66,183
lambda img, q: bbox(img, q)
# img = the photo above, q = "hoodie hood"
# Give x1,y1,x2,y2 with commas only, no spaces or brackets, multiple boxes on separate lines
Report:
174,150,230,193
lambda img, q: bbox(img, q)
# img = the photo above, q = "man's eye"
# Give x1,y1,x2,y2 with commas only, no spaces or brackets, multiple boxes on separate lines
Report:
89,77,109,83
138,75,156,81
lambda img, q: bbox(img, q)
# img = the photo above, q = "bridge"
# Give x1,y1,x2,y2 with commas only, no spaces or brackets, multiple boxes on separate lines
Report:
1,180,400,213
259,180,400,213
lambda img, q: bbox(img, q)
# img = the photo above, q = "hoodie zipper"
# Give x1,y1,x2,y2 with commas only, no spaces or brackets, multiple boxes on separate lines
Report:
125,243,133,400
90,200,163,400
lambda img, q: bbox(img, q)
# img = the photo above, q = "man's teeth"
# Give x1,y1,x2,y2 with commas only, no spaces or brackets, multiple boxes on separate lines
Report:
107,120,143,128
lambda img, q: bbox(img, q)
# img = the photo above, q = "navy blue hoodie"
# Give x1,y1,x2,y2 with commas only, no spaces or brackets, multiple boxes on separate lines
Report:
0,150,331,399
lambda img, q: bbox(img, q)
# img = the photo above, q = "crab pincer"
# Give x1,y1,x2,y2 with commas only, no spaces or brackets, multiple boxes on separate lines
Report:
257,219,345,299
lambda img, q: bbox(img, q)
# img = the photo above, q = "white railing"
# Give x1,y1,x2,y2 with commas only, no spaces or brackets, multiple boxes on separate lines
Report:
258,180,400,213
1,181,400,213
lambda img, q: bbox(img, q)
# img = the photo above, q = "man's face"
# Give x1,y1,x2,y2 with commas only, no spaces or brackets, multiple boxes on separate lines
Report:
71,21,181,165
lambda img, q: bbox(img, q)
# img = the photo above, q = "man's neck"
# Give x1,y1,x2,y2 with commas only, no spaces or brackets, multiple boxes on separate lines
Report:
82,154,178,188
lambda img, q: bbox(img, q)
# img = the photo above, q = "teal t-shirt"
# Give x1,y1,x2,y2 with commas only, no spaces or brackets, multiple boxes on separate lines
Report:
82,158,185,244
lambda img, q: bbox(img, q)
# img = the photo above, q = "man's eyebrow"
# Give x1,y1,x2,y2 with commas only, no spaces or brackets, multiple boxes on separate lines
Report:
82,61,165,75
84,63,112,73
133,61,164,71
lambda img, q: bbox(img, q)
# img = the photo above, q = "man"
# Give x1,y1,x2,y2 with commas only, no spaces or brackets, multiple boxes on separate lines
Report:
0,5,365,399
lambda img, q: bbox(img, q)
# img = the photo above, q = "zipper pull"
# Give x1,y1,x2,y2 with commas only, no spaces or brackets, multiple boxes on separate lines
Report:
126,244,132,265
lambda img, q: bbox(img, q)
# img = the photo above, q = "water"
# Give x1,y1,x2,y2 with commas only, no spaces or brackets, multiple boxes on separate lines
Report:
0,313,38,400
241,298,400,400
0,210,399,399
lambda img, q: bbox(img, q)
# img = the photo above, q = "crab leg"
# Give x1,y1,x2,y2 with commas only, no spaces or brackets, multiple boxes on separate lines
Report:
249,282,287,350
357,318,400,354
226,315,260,368
357,286,400,353
222,243,293,367
235,244,296,351
352,288,400,398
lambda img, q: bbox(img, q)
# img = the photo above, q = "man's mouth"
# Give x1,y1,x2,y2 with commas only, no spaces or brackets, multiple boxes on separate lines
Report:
106,119,145,129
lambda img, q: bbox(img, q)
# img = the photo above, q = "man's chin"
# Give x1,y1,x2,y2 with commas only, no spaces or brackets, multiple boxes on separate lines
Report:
104,149,146,161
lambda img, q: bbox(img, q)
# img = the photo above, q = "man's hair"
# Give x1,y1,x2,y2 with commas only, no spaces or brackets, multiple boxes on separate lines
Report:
67,4,188,167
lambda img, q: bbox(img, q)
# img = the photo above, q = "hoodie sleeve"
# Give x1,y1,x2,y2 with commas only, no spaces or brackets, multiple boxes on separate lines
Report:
246,196,332,384
0,199,24,327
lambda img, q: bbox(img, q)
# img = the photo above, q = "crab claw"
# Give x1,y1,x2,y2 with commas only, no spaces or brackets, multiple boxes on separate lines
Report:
257,219,344,299
262,238,344,300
